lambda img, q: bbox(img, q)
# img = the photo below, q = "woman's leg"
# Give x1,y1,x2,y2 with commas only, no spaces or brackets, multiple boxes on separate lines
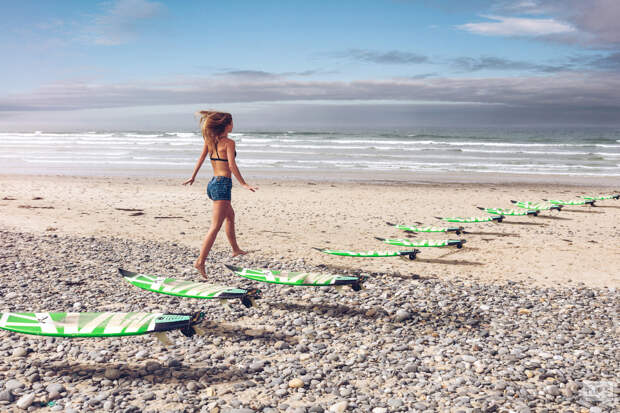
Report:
224,203,247,256
194,200,228,278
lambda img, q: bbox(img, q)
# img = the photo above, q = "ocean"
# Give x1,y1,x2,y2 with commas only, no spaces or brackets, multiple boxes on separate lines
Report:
1,128,619,181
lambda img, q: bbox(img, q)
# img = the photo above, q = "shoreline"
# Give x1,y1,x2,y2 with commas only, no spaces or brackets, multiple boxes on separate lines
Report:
2,169,619,187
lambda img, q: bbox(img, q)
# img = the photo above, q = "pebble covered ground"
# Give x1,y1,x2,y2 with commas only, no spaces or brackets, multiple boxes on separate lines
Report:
0,229,618,413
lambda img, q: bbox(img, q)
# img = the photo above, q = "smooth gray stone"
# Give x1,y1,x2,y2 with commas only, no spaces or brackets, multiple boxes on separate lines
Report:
0,390,13,402
394,310,411,322
46,383,66,394
12,347,28,357
4,379,24,392
16,393,35,410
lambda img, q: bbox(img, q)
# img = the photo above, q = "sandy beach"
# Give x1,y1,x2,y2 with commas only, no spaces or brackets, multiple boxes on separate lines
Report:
1,174,618,288
0,173,618,413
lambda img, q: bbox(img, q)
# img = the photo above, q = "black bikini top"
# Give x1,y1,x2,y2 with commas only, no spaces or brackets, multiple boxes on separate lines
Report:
210,146,237,162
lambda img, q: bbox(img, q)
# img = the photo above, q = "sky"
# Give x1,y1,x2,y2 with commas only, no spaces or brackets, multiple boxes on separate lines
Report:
1,0,619,130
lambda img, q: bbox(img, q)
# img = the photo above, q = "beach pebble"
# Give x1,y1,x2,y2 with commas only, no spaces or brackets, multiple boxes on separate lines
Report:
289,378,304,388
4,379,24,392
0,390,14,402
329,401,348,413
103,368,120,380
12,347,28,358
394,310,411,322
16,393,35,409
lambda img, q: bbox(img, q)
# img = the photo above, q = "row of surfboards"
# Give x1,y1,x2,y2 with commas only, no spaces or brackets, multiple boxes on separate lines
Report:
0,193,617,342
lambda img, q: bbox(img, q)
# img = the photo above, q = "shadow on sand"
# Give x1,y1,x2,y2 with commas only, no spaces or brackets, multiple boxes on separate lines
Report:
201,320,299,345
416,258,484,266
560,209,604,214
501,221,547,226
266,300,389,320
464,231,520,237
34,360,245,386
535,215,572,221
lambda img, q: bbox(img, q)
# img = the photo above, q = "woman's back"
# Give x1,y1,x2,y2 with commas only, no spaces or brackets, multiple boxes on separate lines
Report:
209,138,235,177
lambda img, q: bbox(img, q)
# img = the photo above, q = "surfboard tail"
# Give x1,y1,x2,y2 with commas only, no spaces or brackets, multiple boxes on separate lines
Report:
118,268,136,278
224,264,243,272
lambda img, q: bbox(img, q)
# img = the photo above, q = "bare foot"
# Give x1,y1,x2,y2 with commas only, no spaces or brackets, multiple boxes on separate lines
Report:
194,260,207,279
232,250,248,257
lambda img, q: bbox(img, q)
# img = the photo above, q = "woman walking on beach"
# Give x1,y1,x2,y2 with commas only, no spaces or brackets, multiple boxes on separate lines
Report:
183,111,257,278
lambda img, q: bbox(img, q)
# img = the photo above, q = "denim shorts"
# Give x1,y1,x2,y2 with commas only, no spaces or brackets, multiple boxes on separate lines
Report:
206,176,232,201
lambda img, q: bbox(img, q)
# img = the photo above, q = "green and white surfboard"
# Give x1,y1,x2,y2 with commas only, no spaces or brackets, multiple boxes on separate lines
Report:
119,269,260,308
0,311,204,338
580,194,619,200
376,237,466,249
387,222,464,234
546,199,595,206
437,216,503,223
225,265,366,291
314,247,420,260
510,200,562,211
478,207,538,216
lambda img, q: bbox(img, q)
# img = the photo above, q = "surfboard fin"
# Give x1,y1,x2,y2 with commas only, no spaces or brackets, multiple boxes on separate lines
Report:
154,332,173,346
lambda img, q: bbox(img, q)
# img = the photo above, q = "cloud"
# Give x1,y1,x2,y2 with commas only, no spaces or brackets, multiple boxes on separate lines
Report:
588,52,620,70
2,72,620,113
450,56,571,73
90,0,165,45
215,70,335,79
467,1,620,47
216,70,280,79
458,15,575,36
335,49,428,64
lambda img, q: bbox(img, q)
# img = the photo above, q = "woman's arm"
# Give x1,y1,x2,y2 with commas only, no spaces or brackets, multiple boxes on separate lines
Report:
227,140,257,192
183,141,209,185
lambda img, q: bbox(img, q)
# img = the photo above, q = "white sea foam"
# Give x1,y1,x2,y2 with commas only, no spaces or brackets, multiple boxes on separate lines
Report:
2,129,618,178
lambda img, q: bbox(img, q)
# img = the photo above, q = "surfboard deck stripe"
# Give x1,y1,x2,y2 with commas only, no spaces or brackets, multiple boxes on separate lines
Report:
546,199,595,206
580,194,619,200
119,269,260,306
0,312,204,338
313,247,420,259
510,200,561,211
437,216,503,223
388,222,464,234
478,207,538,216
225,265,365,289
377,238,466,248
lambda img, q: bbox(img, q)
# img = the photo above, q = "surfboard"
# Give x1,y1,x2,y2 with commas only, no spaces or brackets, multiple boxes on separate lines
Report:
0,311,204,339
313,247,420,260
225,265,366,291
478,207,538,216
387,222,464,234
545,199,595,206
580,194,619,201
510,200,562,211
376,237,466,249
437,216,503,223
119,269,260,308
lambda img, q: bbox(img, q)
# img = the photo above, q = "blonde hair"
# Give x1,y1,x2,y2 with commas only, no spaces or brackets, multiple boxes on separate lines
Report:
196,111,232,156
